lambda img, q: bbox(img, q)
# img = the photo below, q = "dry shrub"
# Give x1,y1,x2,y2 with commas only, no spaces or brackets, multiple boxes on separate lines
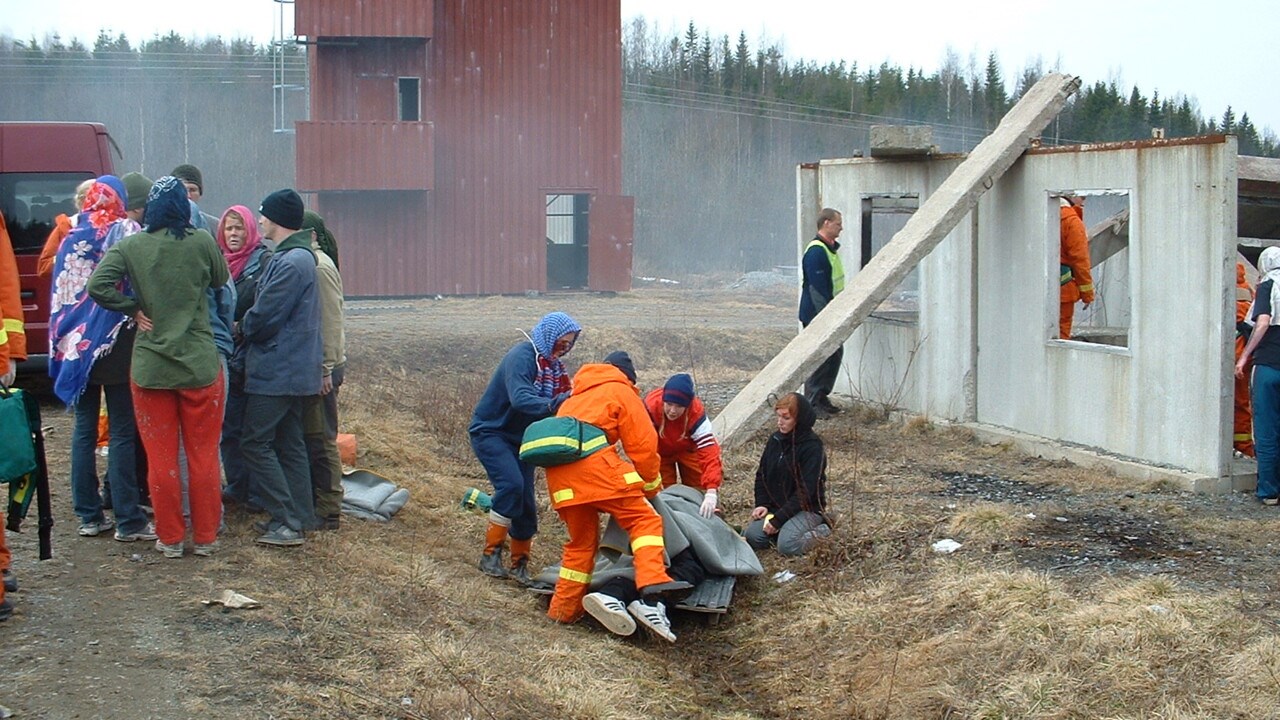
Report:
947,503,1031,542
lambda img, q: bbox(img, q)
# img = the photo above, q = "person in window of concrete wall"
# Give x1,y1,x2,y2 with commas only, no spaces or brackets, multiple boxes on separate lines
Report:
1237,246,1280,506
87,176,231,559
643,373,725,517
218,205,273,511
238,189,322,547
0,208,27,620
544,351,676,640
799,207,845,416
470,311,581,581
743,392,832,556
1234,261,1256,457
300,211,346,531
1059,194,1094,339
49,176,153,544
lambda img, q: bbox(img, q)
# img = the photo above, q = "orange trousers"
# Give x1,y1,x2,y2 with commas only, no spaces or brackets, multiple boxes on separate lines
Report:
1059,301,1074,340
131,377,225,546
1235,336,1255,456
660,452,707,491
547,495,672,623
0,508,8,605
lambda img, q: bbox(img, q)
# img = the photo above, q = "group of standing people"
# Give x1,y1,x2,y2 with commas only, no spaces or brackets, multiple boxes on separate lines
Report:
467,312,832,642
36,163,347,558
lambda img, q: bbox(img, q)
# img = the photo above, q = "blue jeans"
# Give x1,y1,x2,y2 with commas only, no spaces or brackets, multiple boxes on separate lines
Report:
242,393,314,533
470,431,538,541
71,384,148,533
1253,364,1280,500
743,511,831,556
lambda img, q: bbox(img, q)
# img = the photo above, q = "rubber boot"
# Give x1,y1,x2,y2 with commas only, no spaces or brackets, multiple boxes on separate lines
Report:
509,538,533,585
479,522,509,578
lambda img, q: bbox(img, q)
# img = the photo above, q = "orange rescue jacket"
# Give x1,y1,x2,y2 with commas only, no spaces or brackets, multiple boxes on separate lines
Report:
1060,204,1093,305
1236,262,1254,324
642,387,724,490
545,363,662,509
37,213,74,279
0,212,27,366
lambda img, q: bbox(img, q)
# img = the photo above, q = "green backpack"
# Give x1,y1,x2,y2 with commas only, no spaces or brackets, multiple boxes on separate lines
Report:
519,416,609,467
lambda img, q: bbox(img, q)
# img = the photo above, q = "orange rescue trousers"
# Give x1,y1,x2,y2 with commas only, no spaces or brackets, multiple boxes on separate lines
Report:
1235,335,1255,456
660,451,708,491
547,496,672,623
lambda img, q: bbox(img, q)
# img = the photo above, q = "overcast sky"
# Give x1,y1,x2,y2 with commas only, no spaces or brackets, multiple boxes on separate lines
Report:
3,0,1275,132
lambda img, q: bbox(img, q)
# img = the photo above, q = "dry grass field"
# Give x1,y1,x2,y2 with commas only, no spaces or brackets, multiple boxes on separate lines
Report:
5,285,1280,720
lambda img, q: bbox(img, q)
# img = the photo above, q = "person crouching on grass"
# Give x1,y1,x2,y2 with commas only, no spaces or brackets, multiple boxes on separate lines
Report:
470,311,581,582
545,351,680,642
643,372,725,517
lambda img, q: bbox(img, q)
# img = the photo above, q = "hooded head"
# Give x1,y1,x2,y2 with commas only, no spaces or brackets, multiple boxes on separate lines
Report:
530,312,581,359
662,373,695,407
144,176,194,239
774,392,817,437
603,350,637,384
218,205,265,280
1261,247,1280,277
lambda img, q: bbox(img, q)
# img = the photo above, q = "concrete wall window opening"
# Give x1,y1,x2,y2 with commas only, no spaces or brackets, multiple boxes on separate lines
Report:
861,194,920,323
398,77,421,121
546,193,590,289
1050,189,1132,348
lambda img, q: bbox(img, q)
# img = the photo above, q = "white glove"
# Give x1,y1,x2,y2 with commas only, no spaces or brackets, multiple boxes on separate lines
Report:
699,489,718,519
0,359,15,387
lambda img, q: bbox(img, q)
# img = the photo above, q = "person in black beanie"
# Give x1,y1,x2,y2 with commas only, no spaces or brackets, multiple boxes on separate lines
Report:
238,189,322,547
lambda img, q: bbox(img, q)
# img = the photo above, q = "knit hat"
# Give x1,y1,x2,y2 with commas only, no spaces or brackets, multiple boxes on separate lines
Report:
662,373,695,407
603,350,636,384
171,163,203,194
121,172,153,212
259,188,304,230
95,175,126,208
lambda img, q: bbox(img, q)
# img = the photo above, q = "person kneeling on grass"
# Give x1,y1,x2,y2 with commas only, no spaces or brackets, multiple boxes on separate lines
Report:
545,351,682,640
742,392,831,556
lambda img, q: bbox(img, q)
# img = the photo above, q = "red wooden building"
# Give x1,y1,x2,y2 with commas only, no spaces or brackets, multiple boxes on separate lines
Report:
294,0,633,296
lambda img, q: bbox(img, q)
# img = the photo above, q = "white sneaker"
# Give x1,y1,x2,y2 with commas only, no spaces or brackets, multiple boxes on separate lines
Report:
583,592,636,636
627,599,676,643
78,517,116,537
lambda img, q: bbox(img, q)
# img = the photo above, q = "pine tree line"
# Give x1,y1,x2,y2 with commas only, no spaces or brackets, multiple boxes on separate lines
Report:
623,19,1278,157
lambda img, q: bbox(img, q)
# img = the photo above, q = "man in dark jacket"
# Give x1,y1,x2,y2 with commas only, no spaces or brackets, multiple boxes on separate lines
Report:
239,189,322,547
799,207,845,416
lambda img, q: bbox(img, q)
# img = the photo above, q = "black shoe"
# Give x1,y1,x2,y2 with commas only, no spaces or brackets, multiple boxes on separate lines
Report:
478,549,508,578
508,558,533,586
0,598,12,622
318,516,341,531
816,397,842,415
2,569,16,593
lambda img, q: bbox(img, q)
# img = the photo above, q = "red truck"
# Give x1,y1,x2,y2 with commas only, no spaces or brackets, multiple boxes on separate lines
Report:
0,122,118,371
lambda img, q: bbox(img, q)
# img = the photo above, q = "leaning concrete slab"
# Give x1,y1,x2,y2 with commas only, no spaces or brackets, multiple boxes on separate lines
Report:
715,73,1082,450
1088,208,1130,266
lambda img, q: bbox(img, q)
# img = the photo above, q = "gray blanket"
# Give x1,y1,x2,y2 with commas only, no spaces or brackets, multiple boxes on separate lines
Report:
534,485,762,589
340,469,410,522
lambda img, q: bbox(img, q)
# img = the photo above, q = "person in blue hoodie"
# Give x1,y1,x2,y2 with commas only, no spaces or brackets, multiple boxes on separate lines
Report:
470,311,581,583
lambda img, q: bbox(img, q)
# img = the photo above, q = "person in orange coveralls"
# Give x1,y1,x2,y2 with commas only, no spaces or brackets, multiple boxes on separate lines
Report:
0,210,29,621
545,351,680,641
1235,261,1256,456
643,373,724,517
1059,195,1094,339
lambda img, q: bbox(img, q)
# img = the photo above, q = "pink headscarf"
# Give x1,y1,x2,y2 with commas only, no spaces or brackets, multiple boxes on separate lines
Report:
216,205,263,280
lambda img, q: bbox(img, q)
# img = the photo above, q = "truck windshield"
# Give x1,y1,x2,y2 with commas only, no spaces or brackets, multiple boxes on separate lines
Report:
0,172,95,253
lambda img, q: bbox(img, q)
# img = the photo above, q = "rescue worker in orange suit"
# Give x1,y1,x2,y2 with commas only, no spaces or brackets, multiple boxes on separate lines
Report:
1235,261,1256,456
0,210,29,621
545,351,678,638
643,373,724,517
1059,195,1094,339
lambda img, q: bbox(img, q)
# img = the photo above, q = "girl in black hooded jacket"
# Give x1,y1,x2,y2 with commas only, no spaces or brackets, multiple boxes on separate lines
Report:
743,392,831,556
